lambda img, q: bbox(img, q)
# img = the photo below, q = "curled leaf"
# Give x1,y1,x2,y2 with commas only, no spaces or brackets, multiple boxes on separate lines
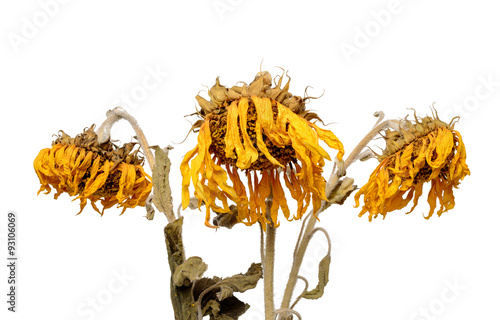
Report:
145,193,155,220
164,217,197,319
303,253,331,300
324,177,356,210
186,196,201,210
219,263,263,294
193,263,263,320
174,256,208,287
213,205,239,229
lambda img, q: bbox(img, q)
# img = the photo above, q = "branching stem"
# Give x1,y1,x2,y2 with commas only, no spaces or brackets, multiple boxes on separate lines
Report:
279,117,399,315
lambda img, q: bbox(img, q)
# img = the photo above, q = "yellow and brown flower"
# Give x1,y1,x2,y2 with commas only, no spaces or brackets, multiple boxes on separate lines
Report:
354,112,470,221
181,71,344,228
34,125,152,215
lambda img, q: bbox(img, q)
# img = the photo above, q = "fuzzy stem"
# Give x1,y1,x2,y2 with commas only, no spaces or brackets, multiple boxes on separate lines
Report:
275,308,302,320
290,276,309,310
279,118,399,314
264,224,277,320
96,107,156,171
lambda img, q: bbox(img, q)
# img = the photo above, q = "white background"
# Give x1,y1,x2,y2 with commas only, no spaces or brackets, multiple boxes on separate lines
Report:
1,0,499,319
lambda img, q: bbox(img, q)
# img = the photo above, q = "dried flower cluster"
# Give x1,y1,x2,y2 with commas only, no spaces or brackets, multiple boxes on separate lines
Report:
31,69,472,320
355,113,470,220
181,72,344,227
34,125,152,214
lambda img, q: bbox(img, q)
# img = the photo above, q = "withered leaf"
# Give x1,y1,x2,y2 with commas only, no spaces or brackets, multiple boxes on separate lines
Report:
209,77,228,105
151,145,174,219
324,177,357,210
174,256,208,287
164,217,197,320
213,205,239,229
186,196,201,210
216,286,234,301
215,296,249,320
303,253,331,300
145,194,155,220
193,263,262,320
218,263,263,294
196,95,215,114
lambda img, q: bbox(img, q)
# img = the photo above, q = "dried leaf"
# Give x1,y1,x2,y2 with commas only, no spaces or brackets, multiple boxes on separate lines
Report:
193,263,262,320
195,95,215,114
216,286,234,301
186,196,201,210
219,263,263,294
303,253,331,300
151,146,174,218
324,177,357,210
164,217,197,320
174,256,208,287
209,77,228,105
214,296,249,320
213,205,239,229
145,194,155,220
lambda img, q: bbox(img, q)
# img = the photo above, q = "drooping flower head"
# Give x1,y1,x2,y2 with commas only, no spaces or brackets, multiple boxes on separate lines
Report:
181,71,344,228
34,125,152,215
354,111,470,221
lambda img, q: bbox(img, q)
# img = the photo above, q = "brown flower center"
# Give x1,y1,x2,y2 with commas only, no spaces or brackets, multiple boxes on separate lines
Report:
207,99,296,171
386,131,458,185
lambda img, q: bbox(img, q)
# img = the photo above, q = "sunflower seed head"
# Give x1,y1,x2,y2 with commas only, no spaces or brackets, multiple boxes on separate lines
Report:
52,125,144,165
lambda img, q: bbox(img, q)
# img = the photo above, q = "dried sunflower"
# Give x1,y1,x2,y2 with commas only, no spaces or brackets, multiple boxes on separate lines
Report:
181,71,344,228
34,125,152,215
354,111,470,221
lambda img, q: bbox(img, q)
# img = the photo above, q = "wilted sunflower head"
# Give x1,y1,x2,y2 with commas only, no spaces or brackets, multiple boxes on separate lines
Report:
354,110,470,221
181,71,344,228
34,125,152,215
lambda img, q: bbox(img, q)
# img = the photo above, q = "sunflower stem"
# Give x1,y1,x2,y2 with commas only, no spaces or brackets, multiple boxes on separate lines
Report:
264,224,276,320
96,107,156,171
341,119,399,172
279,118,400,315
275,308,302,320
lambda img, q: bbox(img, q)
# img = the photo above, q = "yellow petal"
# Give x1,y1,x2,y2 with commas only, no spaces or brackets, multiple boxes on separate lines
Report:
117,163,136,202
309,122,344,161
270,169,291,222
426,128,454,169
252,96,286,146
82,160,111,197
181,145,199,209
254,100,283,167
279,104,331,160
224,101,244,160
237,98,259,166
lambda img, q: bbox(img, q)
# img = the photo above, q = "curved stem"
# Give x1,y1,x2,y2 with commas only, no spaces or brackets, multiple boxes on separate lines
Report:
280,118,399,312
196,279,230,320
290,276,309,310
274,308,302,320
96,107,156,171
342,119,399,172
